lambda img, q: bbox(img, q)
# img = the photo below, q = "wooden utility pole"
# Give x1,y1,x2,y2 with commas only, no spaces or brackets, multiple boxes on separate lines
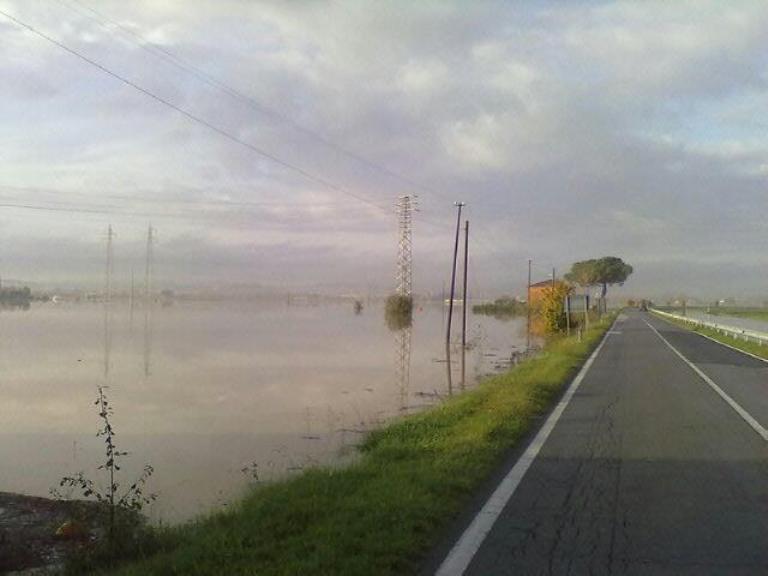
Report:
460,220,469,390
526,259,532,352
446,202,465,395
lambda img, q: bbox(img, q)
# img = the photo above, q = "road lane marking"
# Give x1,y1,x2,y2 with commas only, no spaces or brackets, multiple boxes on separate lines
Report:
644,319,768,442
435,321,616,576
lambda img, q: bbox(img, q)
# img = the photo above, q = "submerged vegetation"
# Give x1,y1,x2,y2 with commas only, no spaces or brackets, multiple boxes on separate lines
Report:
94,315,615,576
385,294,413,330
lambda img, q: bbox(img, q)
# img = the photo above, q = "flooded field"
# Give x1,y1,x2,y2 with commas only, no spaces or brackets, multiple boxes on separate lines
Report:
0,300,531,522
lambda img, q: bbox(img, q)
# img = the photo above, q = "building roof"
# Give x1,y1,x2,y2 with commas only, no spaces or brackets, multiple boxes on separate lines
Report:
530,279,558,289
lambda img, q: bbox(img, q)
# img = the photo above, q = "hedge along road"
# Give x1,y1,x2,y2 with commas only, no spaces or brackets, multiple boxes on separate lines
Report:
436,309,768,575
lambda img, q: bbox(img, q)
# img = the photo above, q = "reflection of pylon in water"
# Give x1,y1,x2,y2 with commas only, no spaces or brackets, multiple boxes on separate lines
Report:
103,224,114,379
396,326,412,411
143,224,155,378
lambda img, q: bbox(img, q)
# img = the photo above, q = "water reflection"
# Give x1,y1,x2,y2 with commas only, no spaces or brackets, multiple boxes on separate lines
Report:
394,326,412,412
143,301,152,378
1,301,531,522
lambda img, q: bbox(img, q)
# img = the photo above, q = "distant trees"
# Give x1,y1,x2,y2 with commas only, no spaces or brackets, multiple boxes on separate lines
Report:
565,256,633,313
472,296,526,318
0,285,32,304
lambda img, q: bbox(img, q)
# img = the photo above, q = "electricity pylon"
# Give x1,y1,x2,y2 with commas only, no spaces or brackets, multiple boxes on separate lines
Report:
395,195,417,297
394,195,416,411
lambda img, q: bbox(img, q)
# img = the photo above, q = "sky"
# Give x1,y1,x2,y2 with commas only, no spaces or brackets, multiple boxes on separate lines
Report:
1,0,768,300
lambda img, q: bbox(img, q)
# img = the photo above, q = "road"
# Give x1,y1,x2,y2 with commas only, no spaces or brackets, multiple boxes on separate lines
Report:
440,309,768,575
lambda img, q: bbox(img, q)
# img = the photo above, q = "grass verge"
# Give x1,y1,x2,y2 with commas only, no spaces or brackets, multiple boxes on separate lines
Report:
96,316,616,576
651,311,768,361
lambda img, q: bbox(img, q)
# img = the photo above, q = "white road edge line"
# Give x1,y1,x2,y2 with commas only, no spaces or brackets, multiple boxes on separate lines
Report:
434,321,617,576
644,319,768,442
650,311,768,365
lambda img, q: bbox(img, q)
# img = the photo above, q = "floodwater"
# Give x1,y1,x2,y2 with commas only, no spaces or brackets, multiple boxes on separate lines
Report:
0,300,531,522
682,310,768,334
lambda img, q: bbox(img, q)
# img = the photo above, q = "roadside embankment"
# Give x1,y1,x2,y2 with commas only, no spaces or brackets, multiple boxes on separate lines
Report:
651,309,768,362
96,316,616,576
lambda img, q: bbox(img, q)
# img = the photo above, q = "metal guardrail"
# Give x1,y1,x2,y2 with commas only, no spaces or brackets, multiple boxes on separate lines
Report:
651,308,768,345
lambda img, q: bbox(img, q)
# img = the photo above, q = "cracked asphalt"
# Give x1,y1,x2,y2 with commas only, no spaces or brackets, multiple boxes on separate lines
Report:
464,310,768,575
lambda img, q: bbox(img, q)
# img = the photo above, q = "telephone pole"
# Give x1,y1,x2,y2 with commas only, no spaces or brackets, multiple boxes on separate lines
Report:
526,259,532,352
395,195,416,297
446,202,465,395
460,220,469,389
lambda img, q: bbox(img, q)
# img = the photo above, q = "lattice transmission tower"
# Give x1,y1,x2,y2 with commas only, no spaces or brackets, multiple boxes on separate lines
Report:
394,195,417,412
395,195,417,297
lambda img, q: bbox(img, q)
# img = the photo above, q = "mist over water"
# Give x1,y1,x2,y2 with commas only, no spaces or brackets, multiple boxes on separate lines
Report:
0,300,531,521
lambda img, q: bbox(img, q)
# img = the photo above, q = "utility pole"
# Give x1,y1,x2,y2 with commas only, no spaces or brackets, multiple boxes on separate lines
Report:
446,202,465,395
461,220,469,389
395,195,416,298
526,259,532,352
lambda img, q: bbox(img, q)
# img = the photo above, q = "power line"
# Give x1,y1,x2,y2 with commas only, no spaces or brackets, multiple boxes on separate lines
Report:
0,184,353,210
46,0,492,239
2,5,535,292
53,0,452,210
0,6,391,216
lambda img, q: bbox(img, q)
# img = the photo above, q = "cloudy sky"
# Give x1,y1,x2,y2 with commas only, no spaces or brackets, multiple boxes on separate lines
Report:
1,0,767,298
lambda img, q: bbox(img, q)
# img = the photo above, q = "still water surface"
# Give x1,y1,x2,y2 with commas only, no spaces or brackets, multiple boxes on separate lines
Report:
1,300,529,522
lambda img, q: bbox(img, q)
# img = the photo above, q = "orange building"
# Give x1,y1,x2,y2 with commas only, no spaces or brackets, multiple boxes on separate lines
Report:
528,279,570,306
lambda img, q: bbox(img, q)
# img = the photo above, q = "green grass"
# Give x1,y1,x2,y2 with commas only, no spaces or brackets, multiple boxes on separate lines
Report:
96,317,615,576
652,311,768,361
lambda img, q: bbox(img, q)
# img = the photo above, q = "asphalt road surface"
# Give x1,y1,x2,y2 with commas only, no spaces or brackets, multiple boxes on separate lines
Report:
450,310,768,575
